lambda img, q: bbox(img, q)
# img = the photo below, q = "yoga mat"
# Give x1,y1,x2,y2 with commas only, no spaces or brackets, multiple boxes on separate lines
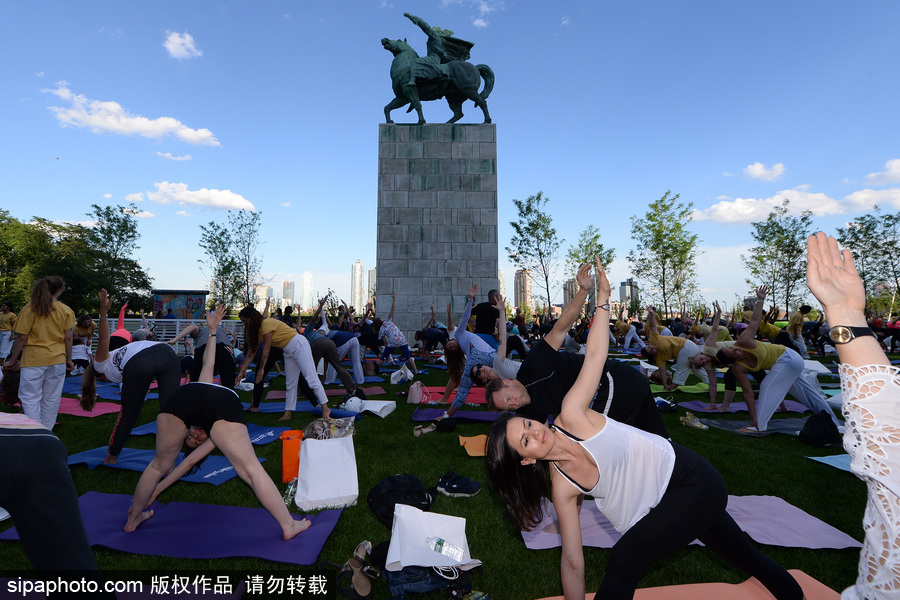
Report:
678,400,809,414
241,402,362,420
459,434,487,457
94,387,158,401
537,569,838,600
807,454,851,473
700,417,810,436
411,407,498,422
420,386,487,404
57,397,121,417
0,491,341,566
265,386,386,400
651,383,725,394
522,495,860,551
131,421,290,446
67,447,264,485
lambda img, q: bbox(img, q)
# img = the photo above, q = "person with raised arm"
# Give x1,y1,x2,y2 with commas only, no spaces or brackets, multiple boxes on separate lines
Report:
485,259,802,600
640,305,708,391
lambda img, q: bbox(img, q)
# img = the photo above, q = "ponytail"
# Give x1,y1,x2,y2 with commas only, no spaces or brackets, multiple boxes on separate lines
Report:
30,276,65,317
80,364,97,411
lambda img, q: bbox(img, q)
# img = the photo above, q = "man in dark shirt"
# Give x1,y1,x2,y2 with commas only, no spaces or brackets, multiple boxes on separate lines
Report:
471,289,501,350
483,265,668,439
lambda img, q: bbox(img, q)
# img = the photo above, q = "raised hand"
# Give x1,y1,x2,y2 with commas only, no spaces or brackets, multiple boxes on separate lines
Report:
206,304,227,330
576,262,593,291
756,285,769,301
806,232,865,317
594,257,611,300
99,289,112,314
467,284,478,300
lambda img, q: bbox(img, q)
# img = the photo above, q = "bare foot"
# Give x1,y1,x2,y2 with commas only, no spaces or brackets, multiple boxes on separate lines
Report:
124,509,154,532
321,404,331,420
737,425,764,435
707,403,718,411
103,453,118,465
277,410,292,422
775,402,788,413
247,406,259,413
283,517,311,540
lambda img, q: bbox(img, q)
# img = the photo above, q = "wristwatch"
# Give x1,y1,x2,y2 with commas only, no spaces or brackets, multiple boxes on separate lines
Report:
828,326,876,345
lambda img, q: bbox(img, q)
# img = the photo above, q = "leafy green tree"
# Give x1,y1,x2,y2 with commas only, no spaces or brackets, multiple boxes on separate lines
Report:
565,225,616,276
229,210,264,307
198,210,263,309
837,207,900,314
627,191,701,317
506,191,564,308
85,204,153,310
742,199,812,311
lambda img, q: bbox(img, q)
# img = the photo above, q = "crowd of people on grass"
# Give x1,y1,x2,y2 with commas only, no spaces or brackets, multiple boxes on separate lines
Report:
0,232,897,599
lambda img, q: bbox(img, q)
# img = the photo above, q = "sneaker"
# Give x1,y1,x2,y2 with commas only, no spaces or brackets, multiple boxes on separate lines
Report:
680,411,708,430
353,387,367,400
438,473,481,498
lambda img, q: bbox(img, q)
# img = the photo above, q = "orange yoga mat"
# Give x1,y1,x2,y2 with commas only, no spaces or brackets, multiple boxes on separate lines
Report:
537,569,838,600
459,434,488,457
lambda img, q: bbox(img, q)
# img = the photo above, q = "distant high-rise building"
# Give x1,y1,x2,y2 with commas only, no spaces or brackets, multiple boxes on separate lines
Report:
514,269,532,313
367,268,377,302
619,278,639,306
282,280,295,305
253,285,272,312
351,260,365,314
563,278,578,306
498,270,506,301
300,271,314,311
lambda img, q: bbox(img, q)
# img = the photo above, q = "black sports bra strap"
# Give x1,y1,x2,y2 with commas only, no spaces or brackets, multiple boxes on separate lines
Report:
550,423,584,442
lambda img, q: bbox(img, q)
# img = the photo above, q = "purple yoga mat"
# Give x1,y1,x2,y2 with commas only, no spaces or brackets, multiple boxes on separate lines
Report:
0,492,341,566
522,495,860,551
411,407,499,422
678,399,810,414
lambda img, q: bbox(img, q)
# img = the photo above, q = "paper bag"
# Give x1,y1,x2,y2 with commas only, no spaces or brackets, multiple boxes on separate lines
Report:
294,435,358,510
385,503,481,572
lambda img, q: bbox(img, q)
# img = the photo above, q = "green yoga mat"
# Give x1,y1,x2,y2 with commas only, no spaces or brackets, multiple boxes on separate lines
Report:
650,382,725,394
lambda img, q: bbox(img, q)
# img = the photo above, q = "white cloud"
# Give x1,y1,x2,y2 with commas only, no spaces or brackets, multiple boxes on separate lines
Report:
102,193,112,199
865,159,900,186
842,188,900,211
157,151,192,161
281,202,291,207
145,181,255,211
473,18,488,27
716,195,731,200
43,82,219,146
35,71,44,78
742,162,785,181
282,14,293,22
131,210,155,218
125,192,144,203
561,16,570,26
163,31,202,60
176,210,193,217
692,186,844,224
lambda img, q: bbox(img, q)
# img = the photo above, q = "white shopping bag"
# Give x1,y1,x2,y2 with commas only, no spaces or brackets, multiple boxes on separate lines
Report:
390,364,414,384
385,503,482,572
294,435,358,510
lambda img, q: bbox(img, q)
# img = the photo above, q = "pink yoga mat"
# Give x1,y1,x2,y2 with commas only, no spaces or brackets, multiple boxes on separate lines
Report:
522,495,860,550
537,569,838,600
57,397,120,417
419,386,487,404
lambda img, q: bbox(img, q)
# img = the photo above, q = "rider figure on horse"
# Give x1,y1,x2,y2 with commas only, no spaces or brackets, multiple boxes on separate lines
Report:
403,13,474,108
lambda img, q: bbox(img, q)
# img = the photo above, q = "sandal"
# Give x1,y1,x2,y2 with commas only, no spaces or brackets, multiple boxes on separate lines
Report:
337,541,376,599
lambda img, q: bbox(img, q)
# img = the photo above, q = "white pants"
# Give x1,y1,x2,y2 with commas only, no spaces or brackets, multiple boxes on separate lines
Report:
324,338,364,385
672,339,709,386
755,349,836,431
0,331,14,360
790,333,809,358
283,335,327,411
624,326,645,349
19,363,66,430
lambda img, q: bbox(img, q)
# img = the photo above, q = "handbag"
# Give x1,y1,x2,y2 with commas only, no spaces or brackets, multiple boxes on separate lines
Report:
407,381,430,404
293,435,358,510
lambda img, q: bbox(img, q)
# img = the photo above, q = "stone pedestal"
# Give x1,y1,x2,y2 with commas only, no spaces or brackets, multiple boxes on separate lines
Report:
376,123,498,342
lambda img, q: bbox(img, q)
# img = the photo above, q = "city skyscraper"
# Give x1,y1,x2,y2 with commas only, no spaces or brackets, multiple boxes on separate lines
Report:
351,259,365,314
563,278,578,306
619,278,639,306
367,268,377,303
514,269,532,313
497,269,506,302
282,280,295,304
300,271,314,311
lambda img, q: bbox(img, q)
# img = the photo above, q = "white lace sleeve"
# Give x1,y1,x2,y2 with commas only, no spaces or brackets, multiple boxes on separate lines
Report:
838,363,900,600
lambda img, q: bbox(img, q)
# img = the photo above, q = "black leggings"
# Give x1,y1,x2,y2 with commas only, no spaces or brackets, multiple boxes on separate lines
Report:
596,443,802,599
723,367,766,392
505,335,529,358
107,344,182,457
0,429,97,570
190,342,236,390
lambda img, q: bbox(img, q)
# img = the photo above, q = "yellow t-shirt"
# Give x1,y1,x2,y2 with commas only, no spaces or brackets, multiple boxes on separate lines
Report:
787,313,804,336
14,301,76,367
0,311,16,332
699,324,733,342
758,322,782,341
615,320,630,336
73,321,96,340
260,317,298,349
650,331,686,367
742,309,753,323
736,342,786,372
700,340,736,358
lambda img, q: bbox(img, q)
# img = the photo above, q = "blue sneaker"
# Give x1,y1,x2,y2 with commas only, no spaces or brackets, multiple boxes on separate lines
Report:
438,474,481,498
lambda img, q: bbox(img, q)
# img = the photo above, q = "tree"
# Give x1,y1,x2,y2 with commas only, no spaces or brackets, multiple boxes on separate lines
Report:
198,210,263,309
506,192,564,308
837,207,900,314
565,225,616,276
627,191,701,317
229,210,263,307
741,199,811,311
198,220,242,309
85,204,153,310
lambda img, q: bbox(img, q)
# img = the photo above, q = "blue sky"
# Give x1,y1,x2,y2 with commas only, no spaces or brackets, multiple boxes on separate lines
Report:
3,1,900,309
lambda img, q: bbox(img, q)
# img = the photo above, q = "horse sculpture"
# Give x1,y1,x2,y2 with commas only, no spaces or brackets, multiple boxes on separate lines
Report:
381,37,494,125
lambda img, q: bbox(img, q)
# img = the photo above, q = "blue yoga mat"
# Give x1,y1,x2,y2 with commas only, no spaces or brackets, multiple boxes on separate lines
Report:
412,407,498,422
67,447,264,485
241,402,362,420
131,421,290,446
0,492,340,566
807,453,851,472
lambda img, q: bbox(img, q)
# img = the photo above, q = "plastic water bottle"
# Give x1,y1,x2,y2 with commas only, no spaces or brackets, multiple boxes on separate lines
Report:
426,536,464,562
283,478,298,508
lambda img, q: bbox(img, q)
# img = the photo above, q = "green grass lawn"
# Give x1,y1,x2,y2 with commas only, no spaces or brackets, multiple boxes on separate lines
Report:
0,351,871,599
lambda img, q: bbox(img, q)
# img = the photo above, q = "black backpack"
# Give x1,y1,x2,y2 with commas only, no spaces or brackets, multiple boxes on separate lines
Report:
799,409,841,447
367,474,435,527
